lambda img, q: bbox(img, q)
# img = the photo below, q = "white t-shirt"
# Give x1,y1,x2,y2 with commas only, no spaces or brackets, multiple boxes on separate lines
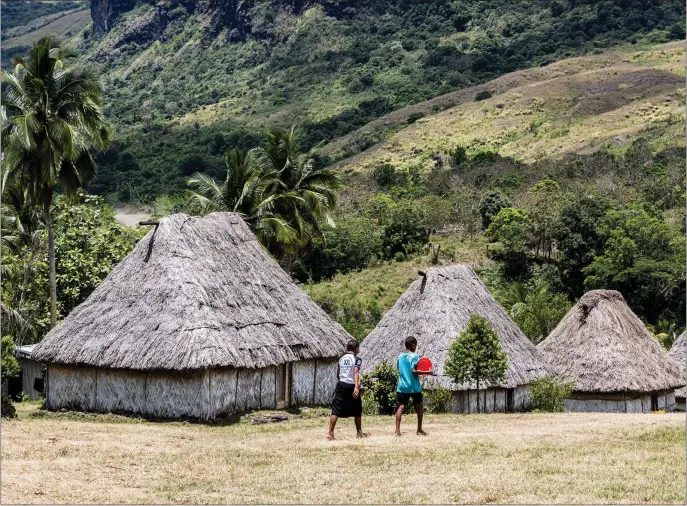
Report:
338,353,362,384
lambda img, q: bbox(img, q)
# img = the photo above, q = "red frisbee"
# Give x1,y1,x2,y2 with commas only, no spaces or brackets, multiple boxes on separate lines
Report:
416,357,433,375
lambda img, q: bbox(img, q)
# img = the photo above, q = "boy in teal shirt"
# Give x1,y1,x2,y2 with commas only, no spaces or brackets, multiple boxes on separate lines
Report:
395,336,432,436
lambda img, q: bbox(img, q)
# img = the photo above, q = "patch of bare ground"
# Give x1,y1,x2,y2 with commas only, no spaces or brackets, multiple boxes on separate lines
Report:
2,404,684,504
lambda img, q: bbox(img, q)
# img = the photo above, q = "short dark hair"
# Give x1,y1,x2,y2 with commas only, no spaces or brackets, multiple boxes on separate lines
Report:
404,336,417,349
347,339,360,351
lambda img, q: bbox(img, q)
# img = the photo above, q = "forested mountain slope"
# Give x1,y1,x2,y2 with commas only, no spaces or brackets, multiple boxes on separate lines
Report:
57,0,686,202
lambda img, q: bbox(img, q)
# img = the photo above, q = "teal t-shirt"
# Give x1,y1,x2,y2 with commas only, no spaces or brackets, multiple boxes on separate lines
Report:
397,352,422,393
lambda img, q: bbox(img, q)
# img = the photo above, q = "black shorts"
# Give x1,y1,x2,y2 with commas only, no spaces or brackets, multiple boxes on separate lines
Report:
331,381,362,418
396,391,423,406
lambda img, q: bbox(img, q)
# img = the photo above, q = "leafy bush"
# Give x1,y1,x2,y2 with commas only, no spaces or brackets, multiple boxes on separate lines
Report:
373,164,397,188
529,376,574,412
421,377,452,413
1,395,17,420
475,90,493,101
382,204,430,259
479,190,511,229
360,361,399,415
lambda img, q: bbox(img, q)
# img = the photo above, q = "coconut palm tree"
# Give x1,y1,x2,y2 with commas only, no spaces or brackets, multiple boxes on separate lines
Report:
188,129,340,256
1,37,110,327
259,127,339,246
188,148,299,251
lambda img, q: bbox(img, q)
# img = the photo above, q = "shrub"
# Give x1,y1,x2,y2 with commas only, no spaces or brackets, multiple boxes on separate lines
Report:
421,377,452,413
360,361,399,415
479,190,511,229
382,204,430,259
475,90,493,101
529,375,574,412
373,164,397,188
1,395,17,419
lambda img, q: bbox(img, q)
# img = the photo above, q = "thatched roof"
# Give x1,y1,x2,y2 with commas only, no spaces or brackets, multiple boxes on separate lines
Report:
669,331,687,399
33,213,351,371
358,264,554,390
537,290,684,393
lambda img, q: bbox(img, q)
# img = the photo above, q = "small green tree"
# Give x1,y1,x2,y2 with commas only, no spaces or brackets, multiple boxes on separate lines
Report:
479,190,511,229
529,376,573,412
445,314,508,413
360,360,399,415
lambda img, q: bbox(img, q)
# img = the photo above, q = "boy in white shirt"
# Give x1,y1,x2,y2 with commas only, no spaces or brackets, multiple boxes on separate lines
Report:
327,339,369,440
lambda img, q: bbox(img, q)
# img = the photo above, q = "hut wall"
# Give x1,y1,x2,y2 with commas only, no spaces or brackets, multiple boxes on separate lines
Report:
449,388,524,414
146,370,211,419
564,391,678,413
209,369,238,416
260,367,277,409
17,357,44,400
236,369,262,412
46,360,340,419
46,365,96,411
95,369,147,414
314,360,337,405
291,360,316,406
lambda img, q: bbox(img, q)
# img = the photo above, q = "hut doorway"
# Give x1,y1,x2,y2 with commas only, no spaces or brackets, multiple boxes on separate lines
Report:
276,363,290,409
506,388,515,412
650,393,658,411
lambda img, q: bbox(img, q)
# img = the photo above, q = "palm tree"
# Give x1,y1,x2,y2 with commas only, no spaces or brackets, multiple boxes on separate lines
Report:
188,148,299,251
188,129,340,255
1,37,110,327
259,127,339,246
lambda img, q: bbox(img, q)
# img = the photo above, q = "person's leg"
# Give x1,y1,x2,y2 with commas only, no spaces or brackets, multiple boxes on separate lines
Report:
416,401,427,435
395,404,405,436
327,415,338,440
354,417,369,437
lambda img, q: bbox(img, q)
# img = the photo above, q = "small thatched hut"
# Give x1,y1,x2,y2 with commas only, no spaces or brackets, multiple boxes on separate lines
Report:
537,290,684,413
668,331,686,411
32,213,351,419
359,264,554,413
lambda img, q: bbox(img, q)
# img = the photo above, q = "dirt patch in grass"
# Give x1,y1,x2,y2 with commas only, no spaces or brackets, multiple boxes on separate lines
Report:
2,404,684,504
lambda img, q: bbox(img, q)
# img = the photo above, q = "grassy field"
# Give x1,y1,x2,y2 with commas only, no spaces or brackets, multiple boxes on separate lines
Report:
2,403,685,504
333,41,686,173
2,8,91,50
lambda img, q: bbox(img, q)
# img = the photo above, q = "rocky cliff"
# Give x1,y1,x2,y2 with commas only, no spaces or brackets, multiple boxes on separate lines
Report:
91,0,138,35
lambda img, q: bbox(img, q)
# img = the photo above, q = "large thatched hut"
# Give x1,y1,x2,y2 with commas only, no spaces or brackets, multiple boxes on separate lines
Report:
668,331,686,411
537,290,684,413
32,213,351,419
359,264,553,413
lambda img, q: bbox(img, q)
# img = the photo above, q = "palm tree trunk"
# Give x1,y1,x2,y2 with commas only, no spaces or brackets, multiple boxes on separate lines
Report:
43,200,57,328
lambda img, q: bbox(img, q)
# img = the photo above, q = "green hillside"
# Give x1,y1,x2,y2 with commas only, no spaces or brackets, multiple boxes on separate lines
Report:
58,0,686,202
1,1,90,64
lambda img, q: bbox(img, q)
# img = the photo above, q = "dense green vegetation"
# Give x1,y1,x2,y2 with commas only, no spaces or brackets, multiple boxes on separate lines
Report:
2,36,111,327
1,1,85,31
80,0,685,202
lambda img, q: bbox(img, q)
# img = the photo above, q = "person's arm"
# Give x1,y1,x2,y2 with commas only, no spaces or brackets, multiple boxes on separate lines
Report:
410,355,421,376
353,357,362,398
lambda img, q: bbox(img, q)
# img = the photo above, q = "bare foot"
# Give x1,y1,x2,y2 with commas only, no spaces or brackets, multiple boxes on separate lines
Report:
356,432,370,438
326,433,336,440
417,430,428,436
395,431,402,437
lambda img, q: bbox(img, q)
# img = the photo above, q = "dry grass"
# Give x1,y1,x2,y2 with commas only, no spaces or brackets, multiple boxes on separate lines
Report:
334,41,685,174
2,9,91,50
2,403,685,504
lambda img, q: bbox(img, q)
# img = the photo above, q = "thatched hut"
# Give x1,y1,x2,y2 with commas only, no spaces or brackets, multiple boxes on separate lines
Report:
537,290,684,413
32,213,351,419
359,265,554,413
668,331,686,411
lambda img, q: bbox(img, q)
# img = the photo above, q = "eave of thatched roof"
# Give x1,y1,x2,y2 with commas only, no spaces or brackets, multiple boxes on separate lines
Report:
358,264,554,390
669,331,686,398
537,290,684,394
32,213,351,371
